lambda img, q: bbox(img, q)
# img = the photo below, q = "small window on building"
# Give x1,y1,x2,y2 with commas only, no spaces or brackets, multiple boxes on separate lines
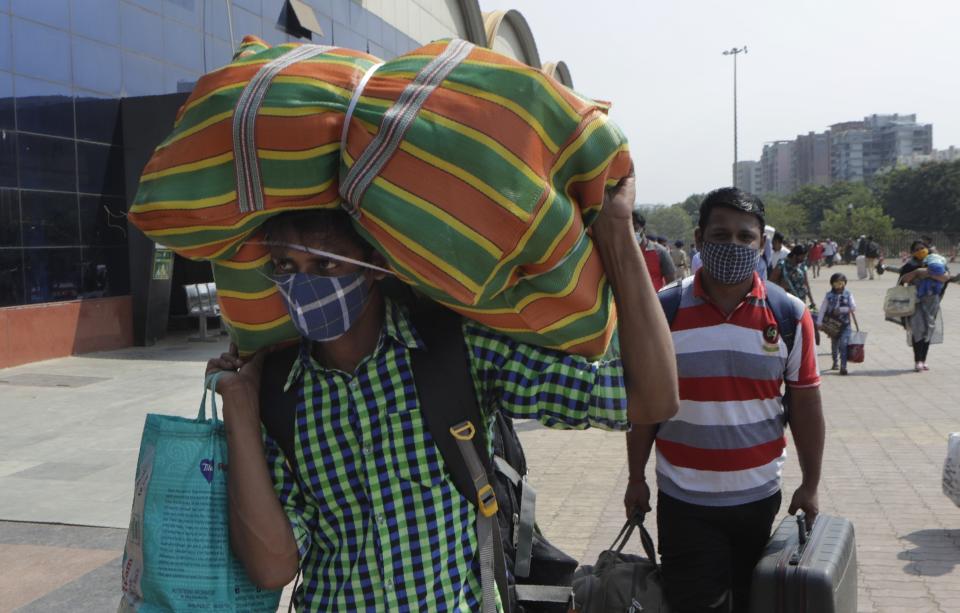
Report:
277,0,325,40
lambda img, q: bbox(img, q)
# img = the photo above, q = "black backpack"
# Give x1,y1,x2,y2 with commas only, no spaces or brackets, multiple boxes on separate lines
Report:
258,307,576,613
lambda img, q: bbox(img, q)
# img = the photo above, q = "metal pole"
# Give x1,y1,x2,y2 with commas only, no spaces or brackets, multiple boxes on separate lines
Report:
723,47,747,187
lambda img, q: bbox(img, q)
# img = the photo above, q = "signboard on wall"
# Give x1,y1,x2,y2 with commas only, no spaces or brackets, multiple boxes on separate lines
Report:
152,248,173,281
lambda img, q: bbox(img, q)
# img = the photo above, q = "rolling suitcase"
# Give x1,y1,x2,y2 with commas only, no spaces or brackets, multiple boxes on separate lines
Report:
750,514,857,613
856,255,868,280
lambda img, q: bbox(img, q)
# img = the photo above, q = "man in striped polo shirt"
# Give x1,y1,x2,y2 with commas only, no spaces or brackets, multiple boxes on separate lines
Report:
624,188,824,613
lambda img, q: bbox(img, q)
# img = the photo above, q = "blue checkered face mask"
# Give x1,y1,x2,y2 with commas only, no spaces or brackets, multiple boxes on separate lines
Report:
700,241,760,285
271,271,371,342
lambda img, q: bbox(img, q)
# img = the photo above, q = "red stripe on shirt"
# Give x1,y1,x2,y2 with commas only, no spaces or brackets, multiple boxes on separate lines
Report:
672,300,773,333
656,436,787,472
679,376,782,402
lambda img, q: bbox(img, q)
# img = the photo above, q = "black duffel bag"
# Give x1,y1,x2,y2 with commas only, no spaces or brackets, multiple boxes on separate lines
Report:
571,513,670,612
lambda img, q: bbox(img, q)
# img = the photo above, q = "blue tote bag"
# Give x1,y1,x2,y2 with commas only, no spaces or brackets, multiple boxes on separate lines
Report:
118,374,282,612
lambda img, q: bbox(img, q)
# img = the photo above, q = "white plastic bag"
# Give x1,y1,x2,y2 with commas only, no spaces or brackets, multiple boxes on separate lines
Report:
943,433,960,508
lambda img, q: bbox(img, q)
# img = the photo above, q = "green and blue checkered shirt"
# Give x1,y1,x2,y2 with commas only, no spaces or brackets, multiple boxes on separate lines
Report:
264,300,628,611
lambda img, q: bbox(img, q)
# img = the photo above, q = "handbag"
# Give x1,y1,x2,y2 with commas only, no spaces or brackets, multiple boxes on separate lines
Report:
118,374,283,613
819,313,845,339
571,514,670,612
848,329,867,363
884,285,917,318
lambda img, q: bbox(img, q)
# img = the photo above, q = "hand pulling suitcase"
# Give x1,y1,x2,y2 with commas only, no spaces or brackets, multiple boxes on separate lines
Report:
750,513,857,613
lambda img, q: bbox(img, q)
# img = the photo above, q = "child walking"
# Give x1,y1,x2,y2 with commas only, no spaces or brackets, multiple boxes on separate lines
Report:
817,273,858,375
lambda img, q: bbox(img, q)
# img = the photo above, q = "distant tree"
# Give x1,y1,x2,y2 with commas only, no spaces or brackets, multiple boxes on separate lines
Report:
762,196,809,238
675,194,705,219
875,160,960,233
819,204,895,245
782,182,878,232
642,205,694,243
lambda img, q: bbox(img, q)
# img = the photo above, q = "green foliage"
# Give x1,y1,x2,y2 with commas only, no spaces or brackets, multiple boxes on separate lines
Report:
762,196,808,238
785,182,878,231
676,194,705,219
875,160,960,232
641,205,694,242
819,204,895,244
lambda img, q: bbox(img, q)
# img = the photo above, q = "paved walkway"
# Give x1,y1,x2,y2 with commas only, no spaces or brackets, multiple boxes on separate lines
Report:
1,266,958,612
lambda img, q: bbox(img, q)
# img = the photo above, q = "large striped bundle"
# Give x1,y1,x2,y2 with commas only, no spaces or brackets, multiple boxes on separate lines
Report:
129,36,631,358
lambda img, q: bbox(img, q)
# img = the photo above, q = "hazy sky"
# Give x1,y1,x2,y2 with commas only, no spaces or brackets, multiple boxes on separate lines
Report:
480,0,960,204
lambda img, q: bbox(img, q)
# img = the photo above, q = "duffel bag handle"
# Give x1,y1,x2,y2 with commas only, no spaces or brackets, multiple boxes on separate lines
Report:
611,512,659,564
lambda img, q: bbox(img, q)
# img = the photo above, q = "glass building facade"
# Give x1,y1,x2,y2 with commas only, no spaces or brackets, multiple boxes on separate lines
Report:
0,0,420,309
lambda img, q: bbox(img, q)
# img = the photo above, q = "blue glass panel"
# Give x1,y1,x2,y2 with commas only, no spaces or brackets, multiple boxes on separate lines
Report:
262,0,283,21
231,6,262,39
163,63,198,93
78,142,124,195
331,21,364,52
121,51,165,96
314,10,332,44
203,35,232,71
347,0,365,31
0,248,25,306
0,130,15,187
18,134,77,191
11,0,69,30
0,189,19,245
80,246,129,297
71,0,121,45
14,75,74,137
260,20,287,45
0,14,10,71
75,95,121,143
330,0,348,26
120,2,163,58
232,0,261,14
380,23,397,57
73,38,123,95
125,0,162,14
202,0,231,42
367,41,384,61
163,0,200,24
367,13,382,44
0,71,13,129
79,194,127,246
12,18,72,84
24,247,83,302
162,17,203,71
0,0,8,13
21,191,79,247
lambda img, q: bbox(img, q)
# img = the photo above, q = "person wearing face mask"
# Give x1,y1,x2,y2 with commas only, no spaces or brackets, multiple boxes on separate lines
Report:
816,273,858,375
770,245,816,309
632,211,677,290
884,240,951,371
624,187,824,613
203,172,679,612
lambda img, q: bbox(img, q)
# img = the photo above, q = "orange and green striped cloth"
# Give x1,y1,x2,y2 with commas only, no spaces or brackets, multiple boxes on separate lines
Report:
129,36,631,358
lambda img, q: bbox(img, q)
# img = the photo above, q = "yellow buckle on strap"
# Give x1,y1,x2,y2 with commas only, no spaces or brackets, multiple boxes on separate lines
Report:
477,484,499,517
450,421,476,441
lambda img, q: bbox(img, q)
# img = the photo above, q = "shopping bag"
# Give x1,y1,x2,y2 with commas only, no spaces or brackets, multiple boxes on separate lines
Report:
118,374,282,612
819,314,845,339
942,433,960,508
848,330,867,363
884,286,916,318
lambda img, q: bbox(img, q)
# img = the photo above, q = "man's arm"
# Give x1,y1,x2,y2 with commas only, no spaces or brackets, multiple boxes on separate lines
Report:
592,173,678,424
208,351,300,590
786,386,825,526
624,424,658,516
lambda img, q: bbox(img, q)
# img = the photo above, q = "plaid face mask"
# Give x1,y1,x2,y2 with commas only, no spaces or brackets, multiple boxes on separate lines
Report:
700,241,759,285
271,270,370,342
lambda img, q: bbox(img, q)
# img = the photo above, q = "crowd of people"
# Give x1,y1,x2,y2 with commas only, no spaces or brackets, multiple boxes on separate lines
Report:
202,180,954,612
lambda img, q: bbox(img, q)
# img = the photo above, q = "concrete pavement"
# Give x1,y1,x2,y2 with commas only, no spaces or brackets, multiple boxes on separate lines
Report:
1,266,958,612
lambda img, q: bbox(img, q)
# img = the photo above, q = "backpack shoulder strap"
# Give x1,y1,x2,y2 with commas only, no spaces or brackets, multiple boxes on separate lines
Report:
409,308,490,502
763,280,799,355
657,279,684,325
259,344,302,466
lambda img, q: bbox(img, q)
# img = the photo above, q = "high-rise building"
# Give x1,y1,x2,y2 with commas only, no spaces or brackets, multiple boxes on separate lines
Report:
794,131,831,187
734,160,762,194
761,141,796,196
830,114,932,184
895,146,960,169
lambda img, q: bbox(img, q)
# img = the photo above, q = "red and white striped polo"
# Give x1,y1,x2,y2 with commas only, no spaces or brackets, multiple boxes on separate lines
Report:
655,271,820,507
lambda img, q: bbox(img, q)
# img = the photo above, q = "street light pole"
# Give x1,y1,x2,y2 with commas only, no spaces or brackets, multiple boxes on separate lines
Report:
723,46,747,187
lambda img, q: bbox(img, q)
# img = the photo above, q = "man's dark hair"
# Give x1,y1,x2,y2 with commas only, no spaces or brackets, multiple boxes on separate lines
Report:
910,239,928,253
773,231,785,243
674,240,683,247
632,210,646,227
697,187,765,230
830,272,847,285
789,244,807,258
262,209,373,256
